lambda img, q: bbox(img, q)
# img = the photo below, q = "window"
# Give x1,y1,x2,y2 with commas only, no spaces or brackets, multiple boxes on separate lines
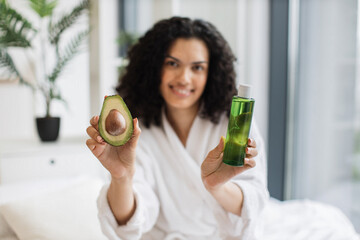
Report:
287,0,360,231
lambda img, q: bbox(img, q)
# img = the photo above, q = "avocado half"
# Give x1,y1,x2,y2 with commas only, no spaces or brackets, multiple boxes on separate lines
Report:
98,95,133,146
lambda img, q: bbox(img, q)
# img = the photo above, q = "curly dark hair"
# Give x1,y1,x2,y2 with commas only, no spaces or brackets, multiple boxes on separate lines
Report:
116,16,237,128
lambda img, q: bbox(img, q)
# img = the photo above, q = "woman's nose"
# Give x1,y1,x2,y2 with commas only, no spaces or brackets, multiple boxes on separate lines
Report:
177,68,191,85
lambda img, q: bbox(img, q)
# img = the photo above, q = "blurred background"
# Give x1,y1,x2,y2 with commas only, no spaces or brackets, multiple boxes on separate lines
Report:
0,0,359,232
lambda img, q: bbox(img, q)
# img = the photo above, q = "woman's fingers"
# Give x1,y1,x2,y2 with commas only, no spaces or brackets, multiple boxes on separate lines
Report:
86,138,97,151
248,138,257,148
86,138,106,158
132,118,142,142
86,116,106,159
245,146,258,158
244,158,256,168
86,125,105,144
127,118,141,142
90,115,100,131
246,138,258,158
208,137,225,160
201,137,225,180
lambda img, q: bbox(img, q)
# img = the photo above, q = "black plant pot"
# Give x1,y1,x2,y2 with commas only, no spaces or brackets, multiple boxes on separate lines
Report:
36,117,61,142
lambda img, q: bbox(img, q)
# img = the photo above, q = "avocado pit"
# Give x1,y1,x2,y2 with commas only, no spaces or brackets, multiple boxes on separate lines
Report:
105,109,126,136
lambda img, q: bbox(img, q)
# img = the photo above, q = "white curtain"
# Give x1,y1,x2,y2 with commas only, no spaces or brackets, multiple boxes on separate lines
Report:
288,0,360,231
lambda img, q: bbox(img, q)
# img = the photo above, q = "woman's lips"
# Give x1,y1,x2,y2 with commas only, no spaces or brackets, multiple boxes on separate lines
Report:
170,86,193,97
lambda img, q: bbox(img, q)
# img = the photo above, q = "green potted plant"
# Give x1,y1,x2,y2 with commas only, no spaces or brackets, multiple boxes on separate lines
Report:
0,0,89,141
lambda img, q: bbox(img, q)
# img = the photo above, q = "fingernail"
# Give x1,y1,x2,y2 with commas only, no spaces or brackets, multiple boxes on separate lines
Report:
97,136,102,142
246,147,250,154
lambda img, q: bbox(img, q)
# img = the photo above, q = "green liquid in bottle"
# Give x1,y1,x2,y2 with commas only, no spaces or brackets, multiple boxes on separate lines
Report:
223,97,255,166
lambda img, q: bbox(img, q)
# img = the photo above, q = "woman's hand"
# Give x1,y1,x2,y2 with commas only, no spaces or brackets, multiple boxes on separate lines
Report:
86,116,141,180
201,137,257,192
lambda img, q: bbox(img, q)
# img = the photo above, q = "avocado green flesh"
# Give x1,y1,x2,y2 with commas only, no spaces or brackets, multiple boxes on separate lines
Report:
98,95,133,146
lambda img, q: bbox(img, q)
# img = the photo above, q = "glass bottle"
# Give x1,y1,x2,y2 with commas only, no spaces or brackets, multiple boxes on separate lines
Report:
223,84,255,166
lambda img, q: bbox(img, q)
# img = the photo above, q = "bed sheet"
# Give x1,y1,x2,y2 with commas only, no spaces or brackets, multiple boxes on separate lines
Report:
0,179,359,240
263,198,360,240
0,176,101,240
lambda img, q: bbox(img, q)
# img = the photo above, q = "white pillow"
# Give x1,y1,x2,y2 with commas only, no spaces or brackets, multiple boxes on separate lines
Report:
0,178,107,240
0,213,18,239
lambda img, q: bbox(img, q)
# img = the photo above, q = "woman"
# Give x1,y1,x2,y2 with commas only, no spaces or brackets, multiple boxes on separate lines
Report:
86,17,269,240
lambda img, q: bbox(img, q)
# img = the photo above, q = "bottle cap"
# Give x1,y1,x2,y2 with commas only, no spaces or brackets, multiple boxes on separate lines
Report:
238,83,252,98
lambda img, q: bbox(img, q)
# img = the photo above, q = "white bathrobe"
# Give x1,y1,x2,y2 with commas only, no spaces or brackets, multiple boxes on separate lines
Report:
97,111,269,240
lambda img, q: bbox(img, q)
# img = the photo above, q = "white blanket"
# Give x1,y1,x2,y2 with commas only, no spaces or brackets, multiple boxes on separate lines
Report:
0,179,359,239
263,198,359,240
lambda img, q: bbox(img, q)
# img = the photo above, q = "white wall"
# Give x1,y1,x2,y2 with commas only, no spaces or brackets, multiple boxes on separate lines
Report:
243,0,270,144
89,0,120,117
0,85,35,139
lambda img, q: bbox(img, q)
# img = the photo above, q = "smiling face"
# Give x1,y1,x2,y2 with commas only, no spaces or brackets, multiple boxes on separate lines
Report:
160,38,209,113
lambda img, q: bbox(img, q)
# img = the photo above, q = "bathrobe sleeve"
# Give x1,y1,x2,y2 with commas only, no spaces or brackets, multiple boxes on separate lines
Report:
96,147,160,240
224,121,269,239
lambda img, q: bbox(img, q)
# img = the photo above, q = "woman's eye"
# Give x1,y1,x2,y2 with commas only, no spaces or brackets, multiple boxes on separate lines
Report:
193,65,204,71
166,61,178,67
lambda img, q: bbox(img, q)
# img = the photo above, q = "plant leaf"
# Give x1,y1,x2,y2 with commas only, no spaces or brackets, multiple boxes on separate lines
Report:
48,0,89,45
29,0,58,18
0,48,18,78
117,30,138,47
0,2,36,47
47,29,88,83
0,48,34,89
48,85,68,108
53,92,68,108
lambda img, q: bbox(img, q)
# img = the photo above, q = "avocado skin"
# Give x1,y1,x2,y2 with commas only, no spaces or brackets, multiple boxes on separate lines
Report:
98,95,134,146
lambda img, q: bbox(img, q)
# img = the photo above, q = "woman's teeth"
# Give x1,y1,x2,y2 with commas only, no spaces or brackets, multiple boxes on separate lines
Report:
174,88,190,95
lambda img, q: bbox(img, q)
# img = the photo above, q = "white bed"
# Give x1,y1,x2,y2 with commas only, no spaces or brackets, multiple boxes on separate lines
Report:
0,176,107,240
0,176,359,240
